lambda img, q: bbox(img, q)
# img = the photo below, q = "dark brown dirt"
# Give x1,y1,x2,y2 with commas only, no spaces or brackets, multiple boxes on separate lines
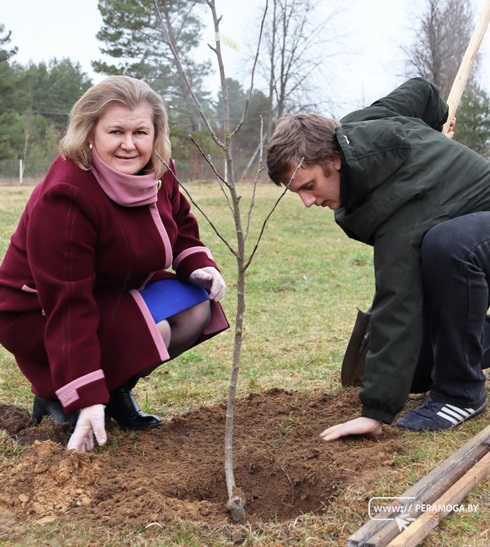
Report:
0,388,404,528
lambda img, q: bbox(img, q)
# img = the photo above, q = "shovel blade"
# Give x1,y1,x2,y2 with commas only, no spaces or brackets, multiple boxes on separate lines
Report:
341,308,371,387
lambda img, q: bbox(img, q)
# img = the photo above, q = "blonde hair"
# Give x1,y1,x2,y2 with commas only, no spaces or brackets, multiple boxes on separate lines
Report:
267,113,341,185
60,75,171,179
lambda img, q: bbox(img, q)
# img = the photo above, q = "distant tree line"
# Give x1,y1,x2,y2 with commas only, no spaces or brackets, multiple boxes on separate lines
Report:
1,0,490,182
0,23,92,178
0,0,355,182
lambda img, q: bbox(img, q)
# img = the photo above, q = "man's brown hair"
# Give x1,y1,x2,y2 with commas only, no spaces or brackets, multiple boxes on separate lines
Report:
267,113,341,186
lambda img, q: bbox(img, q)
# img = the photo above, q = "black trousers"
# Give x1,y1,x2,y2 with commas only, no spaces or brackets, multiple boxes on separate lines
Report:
411,212,490,408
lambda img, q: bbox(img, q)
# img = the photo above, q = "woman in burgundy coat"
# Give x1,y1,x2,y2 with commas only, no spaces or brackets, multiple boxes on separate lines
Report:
0,76,229,452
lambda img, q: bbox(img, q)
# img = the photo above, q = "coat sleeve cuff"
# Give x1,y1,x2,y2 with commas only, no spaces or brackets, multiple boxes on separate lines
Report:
361,404,395,424
173,246,218,280
56,370,109,414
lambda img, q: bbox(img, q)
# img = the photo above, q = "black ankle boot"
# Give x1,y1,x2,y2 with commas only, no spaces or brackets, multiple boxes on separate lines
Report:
106,377,161,431
32,396,79,426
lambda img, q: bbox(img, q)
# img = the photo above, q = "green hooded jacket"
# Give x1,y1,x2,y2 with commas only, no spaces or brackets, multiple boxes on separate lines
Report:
335,77,490,423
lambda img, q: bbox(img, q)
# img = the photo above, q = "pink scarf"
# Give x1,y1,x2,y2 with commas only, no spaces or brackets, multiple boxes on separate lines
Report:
90,147,159,207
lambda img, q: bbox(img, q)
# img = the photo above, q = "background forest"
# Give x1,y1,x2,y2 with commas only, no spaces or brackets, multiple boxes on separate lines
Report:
1,0,490,183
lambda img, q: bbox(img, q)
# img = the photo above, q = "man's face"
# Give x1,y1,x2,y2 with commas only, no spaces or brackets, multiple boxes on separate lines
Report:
285,154,342,210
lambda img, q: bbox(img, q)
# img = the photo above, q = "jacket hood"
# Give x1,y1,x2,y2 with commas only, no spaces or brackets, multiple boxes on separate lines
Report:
336,119,411,212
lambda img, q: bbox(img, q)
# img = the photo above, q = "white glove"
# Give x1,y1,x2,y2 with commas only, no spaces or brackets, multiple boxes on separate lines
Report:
67,404,107,452
188,266,226,301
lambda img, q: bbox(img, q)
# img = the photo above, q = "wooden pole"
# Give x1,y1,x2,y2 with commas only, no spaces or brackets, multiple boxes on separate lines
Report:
347,424,490,546
442,0,490,134
386,450,490,547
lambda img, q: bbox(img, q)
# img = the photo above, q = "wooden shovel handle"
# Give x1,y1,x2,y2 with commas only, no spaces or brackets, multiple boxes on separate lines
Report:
443,0,490,134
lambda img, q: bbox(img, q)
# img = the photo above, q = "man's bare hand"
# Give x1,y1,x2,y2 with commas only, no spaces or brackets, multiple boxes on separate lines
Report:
446,117,456,139
319,417,383,442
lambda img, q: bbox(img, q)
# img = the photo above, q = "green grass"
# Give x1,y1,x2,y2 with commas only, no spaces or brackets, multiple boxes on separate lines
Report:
0,183,489,546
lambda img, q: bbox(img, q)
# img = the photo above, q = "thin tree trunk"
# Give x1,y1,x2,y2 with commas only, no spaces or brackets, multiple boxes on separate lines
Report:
224,262,246,522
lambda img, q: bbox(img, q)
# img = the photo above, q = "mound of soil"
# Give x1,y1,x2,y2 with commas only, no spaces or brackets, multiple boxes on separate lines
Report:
0,389,403,528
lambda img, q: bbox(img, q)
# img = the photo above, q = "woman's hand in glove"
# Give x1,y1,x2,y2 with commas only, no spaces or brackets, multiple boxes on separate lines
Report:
67,404,107,452
189,267,226,301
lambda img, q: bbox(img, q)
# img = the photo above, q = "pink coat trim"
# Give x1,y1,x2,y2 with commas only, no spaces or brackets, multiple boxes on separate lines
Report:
149,204,172,270
21,284,38,293
130,289,170,362
173,246,213,271
56,369,105,407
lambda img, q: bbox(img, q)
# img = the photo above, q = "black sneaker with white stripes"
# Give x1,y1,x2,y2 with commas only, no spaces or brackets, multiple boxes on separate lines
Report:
396,396,488,432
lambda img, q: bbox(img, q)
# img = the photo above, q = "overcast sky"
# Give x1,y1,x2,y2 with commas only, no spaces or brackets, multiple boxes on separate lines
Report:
3,0,490,117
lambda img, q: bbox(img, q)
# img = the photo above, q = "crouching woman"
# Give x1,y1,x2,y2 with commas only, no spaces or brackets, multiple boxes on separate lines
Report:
0,76,228,452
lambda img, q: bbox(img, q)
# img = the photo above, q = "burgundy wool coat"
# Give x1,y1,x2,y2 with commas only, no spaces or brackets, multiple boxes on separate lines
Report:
0,156,229,414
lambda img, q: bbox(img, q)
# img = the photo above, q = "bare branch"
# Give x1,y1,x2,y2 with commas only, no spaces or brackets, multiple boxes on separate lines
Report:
152,0,225,149
154,151,238,258
188,135,235,216
188,136,232,191
244,158,304,270
245,116,264,239
229,1,269,140
206,2,230,139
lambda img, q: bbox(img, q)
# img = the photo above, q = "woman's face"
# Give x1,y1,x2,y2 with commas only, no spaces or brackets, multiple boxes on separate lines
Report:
92,102,155,175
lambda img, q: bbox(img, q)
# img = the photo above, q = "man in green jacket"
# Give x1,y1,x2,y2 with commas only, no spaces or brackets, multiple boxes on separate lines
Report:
266,77,490,440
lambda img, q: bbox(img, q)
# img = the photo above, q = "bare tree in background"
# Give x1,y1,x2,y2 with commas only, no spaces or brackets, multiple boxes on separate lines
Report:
258,0,344,137
401,0,477,99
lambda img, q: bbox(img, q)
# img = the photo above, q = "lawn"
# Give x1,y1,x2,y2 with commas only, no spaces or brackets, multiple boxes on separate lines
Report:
0,182,489,546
